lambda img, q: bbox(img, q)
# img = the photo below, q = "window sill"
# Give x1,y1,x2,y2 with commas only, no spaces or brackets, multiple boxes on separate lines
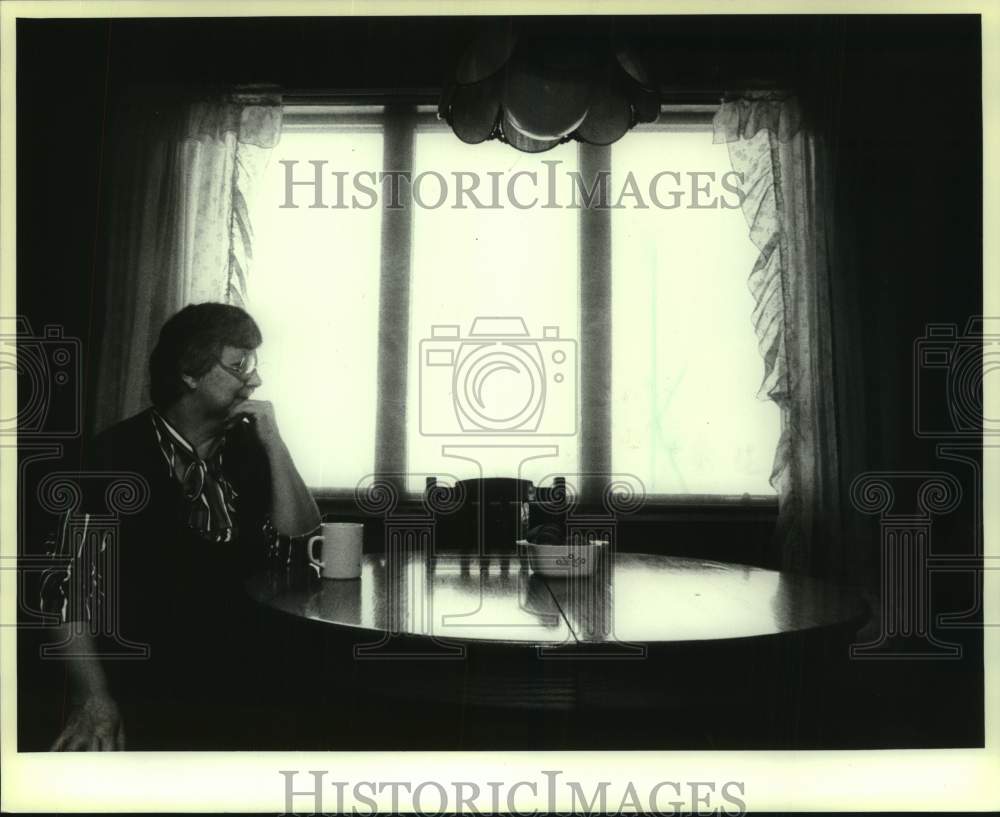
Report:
312,490,778,568
312,490,778,518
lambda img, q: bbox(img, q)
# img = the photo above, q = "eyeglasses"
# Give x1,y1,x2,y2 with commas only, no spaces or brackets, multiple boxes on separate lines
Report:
215,350,258,383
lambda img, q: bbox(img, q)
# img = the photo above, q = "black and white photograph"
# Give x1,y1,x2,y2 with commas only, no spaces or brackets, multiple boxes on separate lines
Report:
1,0,997,813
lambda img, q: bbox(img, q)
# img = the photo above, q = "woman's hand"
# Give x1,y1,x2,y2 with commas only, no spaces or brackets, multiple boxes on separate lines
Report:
234,399,282,451
51,694,125,751
234,400,320,537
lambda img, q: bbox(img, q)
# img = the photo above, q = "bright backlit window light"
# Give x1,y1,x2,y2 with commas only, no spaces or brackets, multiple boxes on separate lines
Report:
611,130,780,495
248,130,383,489
246,115,778,498
407,134,581,492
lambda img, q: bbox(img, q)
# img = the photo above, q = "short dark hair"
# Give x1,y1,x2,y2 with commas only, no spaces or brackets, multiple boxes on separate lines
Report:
149,303,262,408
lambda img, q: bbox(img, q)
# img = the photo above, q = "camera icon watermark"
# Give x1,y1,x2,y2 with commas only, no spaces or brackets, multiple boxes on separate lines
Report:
419,317,577,437
0,317,82,439
913,316,999,438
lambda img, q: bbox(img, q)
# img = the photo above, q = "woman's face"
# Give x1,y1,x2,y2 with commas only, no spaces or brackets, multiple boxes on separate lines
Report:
194,344,262,419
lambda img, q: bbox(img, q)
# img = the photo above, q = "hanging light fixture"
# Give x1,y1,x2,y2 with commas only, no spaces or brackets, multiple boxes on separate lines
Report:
439,19,660,152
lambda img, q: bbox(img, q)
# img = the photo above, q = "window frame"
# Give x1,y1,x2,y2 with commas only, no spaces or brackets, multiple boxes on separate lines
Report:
273,101,779,515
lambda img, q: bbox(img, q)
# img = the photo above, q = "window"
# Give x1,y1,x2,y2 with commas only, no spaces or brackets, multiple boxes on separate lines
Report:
251,123,383,489
248,105,780,498
610,130,780,495
407,131,581,491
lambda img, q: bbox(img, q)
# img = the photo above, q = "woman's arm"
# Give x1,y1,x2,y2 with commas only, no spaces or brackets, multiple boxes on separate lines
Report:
50,630,125,751
237,399,321,537
41,510,125,750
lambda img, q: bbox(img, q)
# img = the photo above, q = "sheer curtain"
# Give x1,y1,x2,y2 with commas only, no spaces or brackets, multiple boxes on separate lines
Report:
714,95,856,582
92,90,282,434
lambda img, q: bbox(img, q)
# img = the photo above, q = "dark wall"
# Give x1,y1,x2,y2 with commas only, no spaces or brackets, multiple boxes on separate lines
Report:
832,15,981,470
17,21,113,453
825,15,982,586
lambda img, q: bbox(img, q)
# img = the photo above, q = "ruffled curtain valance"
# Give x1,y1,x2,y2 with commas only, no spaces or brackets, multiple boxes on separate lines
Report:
197,93,282,308
181,92,283,149
713,93,804,144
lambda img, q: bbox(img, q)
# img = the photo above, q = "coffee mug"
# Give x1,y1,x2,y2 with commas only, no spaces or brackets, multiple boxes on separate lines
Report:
307,522,364,579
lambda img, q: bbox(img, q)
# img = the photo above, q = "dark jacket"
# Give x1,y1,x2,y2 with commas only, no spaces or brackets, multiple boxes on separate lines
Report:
42,409,278,745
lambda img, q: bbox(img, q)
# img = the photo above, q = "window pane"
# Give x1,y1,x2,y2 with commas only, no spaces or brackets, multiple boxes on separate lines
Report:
611,130,780,495
248,130,383,489
407,135,580,492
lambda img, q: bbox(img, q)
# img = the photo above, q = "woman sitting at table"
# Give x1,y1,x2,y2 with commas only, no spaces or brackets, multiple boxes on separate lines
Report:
43,302,321,750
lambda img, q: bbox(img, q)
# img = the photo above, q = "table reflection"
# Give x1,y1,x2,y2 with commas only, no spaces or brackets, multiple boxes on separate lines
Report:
247,552,867,645
248,552,574,644
547,555,867,643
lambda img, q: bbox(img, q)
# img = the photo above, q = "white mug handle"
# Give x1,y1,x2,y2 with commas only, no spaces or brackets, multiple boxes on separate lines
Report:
306,535,325,571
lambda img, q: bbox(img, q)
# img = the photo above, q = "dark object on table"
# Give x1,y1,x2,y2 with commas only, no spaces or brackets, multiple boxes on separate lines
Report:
524,522,564,545
427,476,532,555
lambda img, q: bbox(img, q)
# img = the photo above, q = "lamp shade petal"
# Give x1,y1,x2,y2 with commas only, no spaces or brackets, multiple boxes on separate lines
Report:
576,85,632,146
438,81,455,122
629,83,661,123
503,43,592,139
615,46,655,90
448,75,502,144
456,20,517,85
501,110,564,153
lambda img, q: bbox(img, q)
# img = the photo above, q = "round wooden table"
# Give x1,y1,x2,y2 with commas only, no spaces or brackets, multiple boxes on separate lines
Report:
246,551,869,749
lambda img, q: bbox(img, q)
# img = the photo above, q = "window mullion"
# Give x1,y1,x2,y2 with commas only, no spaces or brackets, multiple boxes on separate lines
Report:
578,142,613,502
373,106,416,489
